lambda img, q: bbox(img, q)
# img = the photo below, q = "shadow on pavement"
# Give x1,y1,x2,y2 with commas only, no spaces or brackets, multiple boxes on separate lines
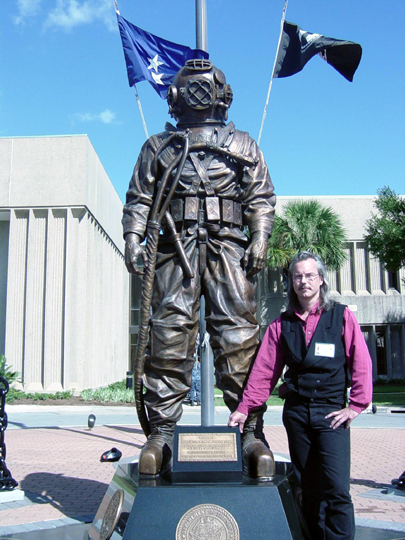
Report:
19,473,107,517
351,478,393,490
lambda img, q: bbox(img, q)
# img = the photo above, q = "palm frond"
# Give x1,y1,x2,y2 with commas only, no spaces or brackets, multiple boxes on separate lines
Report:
267,200,348,271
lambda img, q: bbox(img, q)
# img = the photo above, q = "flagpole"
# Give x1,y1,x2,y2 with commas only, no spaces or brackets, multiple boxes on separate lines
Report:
195,0,208,51
257,0,289,145
113,0,149,140
195,0,214,427
134,85,149,139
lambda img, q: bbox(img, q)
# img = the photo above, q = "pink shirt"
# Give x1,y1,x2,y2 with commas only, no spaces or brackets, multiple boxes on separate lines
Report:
238,304,373,416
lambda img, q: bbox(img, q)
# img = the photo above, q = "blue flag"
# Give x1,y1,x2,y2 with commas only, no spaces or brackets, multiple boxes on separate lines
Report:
274,21,362,82
117,14,209,99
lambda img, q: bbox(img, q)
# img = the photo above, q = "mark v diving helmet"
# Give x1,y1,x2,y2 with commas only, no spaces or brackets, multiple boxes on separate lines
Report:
167,59,233,126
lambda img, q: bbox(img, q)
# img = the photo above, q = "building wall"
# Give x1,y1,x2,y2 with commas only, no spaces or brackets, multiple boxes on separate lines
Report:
0,136,129,393
0,135,123,249
258,195,405,382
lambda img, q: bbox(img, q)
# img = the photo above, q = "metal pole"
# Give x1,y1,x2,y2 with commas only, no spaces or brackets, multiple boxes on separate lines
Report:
199,296,215,426
257,0,289,145
133,85,149,140
195,0,208,51
195,0,213,426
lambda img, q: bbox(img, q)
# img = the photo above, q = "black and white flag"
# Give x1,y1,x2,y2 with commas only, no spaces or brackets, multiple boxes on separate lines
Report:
274,21,362,82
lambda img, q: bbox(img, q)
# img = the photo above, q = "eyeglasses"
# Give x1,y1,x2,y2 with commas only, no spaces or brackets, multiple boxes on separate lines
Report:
292,273,319,283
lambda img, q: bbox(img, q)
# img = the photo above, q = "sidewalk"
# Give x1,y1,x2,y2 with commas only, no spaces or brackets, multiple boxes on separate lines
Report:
0,409,404,537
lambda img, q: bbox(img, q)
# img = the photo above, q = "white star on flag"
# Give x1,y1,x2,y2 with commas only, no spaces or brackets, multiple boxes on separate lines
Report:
148,54,164,73
151,72,165,85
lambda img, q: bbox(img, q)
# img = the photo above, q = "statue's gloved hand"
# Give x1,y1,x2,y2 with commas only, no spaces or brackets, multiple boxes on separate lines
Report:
125,233,147,275
243,232,269,276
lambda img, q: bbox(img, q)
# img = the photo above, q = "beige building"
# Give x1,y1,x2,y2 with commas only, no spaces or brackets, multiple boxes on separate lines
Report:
258,196,405,382
0,135,129,393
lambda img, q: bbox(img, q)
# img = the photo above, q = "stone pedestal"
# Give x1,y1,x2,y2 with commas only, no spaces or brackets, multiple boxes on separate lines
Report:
88,427,304,540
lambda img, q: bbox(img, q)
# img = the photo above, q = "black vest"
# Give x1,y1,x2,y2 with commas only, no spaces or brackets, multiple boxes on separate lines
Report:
281,304,347,401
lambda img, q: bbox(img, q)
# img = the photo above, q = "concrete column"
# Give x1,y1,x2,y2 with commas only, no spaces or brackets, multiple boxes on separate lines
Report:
369,255,384,295
340,243,355,296
24,209,48,392
354,242,371,295
4,210,29,389
63,207,88,393
368,326,378,381
386,325,392,380
43,209,67,392
0,218,10,356
328,269,338,295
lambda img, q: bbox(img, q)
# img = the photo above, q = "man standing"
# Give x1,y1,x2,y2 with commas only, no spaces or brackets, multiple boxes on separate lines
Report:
229,251,373,540
123,59,276,478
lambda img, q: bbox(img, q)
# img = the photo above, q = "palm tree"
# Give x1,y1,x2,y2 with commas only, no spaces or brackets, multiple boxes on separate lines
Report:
267,200,348,271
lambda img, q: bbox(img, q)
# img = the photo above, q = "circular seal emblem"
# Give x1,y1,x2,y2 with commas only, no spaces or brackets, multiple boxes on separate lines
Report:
176,504,240,540
100,489,124,540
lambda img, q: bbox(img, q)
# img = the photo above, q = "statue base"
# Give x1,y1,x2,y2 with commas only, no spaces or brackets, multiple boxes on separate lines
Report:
87,459,304,540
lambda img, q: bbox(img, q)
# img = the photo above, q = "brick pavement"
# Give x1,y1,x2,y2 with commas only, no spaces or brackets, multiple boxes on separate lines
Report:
0,424,404,534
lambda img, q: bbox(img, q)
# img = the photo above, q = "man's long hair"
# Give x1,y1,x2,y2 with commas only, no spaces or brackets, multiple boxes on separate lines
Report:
286,251,335,314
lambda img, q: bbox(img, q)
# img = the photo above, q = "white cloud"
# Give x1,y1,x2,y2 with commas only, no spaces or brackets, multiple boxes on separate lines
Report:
44,0,116,32
75,108,117,124
14,0,43,25
99,109,116,124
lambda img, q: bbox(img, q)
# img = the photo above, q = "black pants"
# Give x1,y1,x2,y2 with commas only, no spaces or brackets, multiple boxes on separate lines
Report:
283,396,355,540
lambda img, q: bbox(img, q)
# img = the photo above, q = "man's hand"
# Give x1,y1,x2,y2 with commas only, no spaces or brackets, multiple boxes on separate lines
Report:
228,411,248,434
243,232,269,276
325,407,359,430
125,233,147,275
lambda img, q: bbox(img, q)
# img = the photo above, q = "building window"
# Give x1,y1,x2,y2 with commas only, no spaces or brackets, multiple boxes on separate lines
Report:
130,274,142,327
376,329,387,376
387,271,399,292
130,274,143,368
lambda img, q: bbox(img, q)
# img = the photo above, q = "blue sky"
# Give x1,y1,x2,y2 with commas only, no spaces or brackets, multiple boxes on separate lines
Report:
1,0,404,203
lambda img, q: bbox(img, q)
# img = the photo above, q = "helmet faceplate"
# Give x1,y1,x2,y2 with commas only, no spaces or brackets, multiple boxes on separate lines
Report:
167,59,233,126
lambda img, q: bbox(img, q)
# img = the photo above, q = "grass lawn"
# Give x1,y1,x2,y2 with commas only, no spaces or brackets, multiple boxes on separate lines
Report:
214,383,405,408
372,384,405,407
214,387,284,407
7,380,404,408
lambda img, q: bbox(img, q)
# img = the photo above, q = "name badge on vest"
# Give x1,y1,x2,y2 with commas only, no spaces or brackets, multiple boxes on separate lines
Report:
314,343,335,358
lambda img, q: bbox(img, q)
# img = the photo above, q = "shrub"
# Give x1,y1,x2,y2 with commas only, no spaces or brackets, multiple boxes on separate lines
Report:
0,354,21,386
81,380,134,403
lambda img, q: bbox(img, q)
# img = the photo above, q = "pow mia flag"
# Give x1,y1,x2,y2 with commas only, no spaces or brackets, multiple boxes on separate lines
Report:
274,21,362,82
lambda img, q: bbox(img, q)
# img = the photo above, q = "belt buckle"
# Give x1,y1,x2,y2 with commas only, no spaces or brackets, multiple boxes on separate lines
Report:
206,197,220,222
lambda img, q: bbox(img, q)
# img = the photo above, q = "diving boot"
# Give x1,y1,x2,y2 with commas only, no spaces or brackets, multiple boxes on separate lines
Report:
138,426,174,476
242,420,275,481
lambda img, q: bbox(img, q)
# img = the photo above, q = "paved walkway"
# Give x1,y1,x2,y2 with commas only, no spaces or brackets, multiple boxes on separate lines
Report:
0,408,404,537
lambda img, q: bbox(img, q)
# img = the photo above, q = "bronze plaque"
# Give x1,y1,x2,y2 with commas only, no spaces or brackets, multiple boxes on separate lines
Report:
178,432,237,462
176,504,240,540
